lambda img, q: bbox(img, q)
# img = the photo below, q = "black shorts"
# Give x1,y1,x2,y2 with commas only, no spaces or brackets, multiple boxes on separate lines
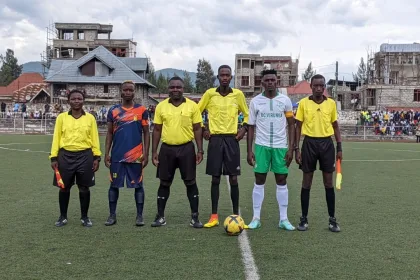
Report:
206,134,241,176
300,136,335,173
156,141,196,182
53,149,95,189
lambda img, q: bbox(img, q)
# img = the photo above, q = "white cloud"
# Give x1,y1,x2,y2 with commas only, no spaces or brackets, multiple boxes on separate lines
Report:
0,0,419,81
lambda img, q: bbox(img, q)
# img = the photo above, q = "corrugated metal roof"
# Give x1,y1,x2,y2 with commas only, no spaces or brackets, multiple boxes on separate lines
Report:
47,60,74,79
380,43,420,53
45,46,155,87
119,57,148,71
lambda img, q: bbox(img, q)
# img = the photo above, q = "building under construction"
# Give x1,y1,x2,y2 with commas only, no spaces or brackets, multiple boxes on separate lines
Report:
234,54,299,96
360,43,420,110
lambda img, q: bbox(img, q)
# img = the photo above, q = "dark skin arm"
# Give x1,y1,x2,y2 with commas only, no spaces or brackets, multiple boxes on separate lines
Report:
332,121,343,161
285,117,295,167
152,124,162,166
104,122,113,168
295,120,302,165
246,125,255,166
193,123,203,164
142,124,150,168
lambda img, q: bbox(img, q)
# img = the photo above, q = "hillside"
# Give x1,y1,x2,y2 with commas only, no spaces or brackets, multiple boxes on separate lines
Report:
22,61,44,74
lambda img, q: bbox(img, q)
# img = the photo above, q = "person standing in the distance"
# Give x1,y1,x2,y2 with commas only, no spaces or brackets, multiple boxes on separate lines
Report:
246,69,295,230
50,89,101,227
198,65,249,228
104,80,150,226
294,74,343,232
151,76,204,228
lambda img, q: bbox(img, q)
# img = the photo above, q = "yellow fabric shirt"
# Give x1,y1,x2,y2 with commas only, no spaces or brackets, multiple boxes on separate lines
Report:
49,111,102,159
198,87,249,135
154,97,202,145
295,96,337,137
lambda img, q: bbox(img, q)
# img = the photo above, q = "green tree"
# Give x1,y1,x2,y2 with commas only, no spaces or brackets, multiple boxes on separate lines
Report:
196,58,215,94
156,72,168,94
0,49,22,86
301,62,316,82
183,71,195,93
353,57,367,85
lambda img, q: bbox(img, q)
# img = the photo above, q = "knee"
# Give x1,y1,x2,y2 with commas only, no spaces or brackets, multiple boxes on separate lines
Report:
229,176,238,185
211,176,221,185
276,178,287,186
160,180,172,187
78,185,90,193
184,179,196,186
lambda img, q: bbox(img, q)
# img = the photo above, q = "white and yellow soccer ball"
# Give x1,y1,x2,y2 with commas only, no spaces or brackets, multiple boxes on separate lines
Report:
224,215,245,236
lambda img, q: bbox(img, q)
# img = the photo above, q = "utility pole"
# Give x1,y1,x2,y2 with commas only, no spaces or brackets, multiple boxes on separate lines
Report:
334,61,338,99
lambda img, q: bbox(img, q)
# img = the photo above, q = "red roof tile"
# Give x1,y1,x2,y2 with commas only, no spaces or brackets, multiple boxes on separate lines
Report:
0,73,44,96
287,81,328,96
12,83,49,103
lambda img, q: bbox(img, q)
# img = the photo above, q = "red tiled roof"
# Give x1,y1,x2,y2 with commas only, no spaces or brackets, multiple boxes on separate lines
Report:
0,73,44,96
287,80,328,96
12,83,49,103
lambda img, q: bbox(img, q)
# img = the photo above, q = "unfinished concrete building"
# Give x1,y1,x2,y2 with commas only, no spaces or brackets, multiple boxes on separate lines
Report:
234,54,298,96
49,23,137,60
360,43,420,110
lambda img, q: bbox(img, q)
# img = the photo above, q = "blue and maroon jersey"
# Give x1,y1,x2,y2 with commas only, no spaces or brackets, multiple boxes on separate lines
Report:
107,104,149,163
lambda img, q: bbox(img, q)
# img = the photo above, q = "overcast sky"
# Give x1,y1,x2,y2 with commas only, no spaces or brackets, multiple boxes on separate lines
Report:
1,0,419,81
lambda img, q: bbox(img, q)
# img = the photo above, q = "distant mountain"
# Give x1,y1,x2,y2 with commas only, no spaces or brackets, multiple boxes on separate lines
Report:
155,68,234,87
22,61,45,75
155,68,197,84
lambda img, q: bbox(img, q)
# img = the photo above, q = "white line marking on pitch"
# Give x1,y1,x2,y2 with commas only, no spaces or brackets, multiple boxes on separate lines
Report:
0,146,49,153
0,142,50,146
225,176,260,280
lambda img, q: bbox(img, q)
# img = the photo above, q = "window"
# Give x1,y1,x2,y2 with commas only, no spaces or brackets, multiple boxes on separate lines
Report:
251,61,255,69
104,85,109,93
367,89,376,106
289,76,296,86
414,89,420,102
78,32,84,40
237,60,241,69
242,60,250,68
255,76,262,86
241,76,250,87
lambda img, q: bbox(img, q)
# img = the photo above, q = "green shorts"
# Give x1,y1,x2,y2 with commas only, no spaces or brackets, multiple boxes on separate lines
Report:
254,144,289,174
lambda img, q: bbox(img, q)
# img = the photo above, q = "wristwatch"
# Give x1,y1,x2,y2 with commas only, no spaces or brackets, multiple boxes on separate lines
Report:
198,150,205,154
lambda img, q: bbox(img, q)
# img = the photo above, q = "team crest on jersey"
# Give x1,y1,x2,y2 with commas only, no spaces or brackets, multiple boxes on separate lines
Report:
134,115,138,121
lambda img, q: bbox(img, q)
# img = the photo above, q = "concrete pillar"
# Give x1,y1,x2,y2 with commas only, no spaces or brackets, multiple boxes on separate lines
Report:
73,30,77,40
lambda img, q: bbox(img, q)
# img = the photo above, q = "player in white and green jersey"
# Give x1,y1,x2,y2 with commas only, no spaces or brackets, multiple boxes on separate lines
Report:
246,69,296,230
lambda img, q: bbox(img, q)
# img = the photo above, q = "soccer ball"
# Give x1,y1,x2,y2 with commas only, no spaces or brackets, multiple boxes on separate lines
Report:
223,215,245,236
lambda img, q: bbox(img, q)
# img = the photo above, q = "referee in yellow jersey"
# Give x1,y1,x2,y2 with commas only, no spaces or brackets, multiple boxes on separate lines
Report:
294,74,343,232
151,77,204,228
50,89,101,227
198,65,249,228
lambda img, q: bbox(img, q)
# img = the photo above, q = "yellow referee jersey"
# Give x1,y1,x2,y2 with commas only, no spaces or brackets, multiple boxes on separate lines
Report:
154,97,202,145
198,87,249,135
295,96,337,137
50,111,102,159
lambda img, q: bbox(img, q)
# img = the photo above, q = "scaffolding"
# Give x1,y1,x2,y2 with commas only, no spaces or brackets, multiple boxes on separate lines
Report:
40,21,58,78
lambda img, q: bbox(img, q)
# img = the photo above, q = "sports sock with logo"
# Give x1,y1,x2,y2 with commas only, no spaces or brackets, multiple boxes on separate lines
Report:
134,186,144,217
186,183,199,213
157,184,170,217
252,183,265,219
108,187,119,215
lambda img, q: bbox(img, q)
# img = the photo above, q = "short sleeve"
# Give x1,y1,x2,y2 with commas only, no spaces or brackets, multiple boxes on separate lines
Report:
192,104,203,125
284,97,294,118
295,100,305,122
248,100,257,125
153,104,163,125
141,109,149,126
330,100,338,123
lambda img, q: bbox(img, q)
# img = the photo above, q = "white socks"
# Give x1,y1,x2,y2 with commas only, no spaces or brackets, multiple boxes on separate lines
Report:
252,183,265,220
276,184,289,221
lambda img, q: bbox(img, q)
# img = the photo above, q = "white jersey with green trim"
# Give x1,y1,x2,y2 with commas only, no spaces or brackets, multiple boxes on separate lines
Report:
248,93,293,148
